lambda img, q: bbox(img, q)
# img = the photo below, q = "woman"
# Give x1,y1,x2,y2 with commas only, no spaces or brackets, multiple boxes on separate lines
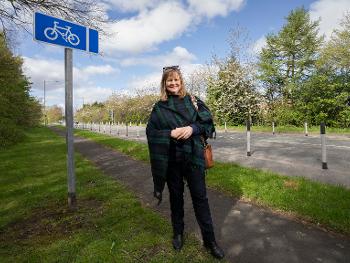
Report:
146,66,225,260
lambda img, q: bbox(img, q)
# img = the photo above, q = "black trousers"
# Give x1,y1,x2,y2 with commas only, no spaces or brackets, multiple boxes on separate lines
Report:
166,158,216,242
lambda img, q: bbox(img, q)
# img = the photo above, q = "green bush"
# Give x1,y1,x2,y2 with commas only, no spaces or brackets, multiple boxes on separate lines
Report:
0,118,25,148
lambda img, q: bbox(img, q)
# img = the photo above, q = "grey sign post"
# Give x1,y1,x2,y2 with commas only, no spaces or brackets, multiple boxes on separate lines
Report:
65,48,76,206
34,12,99,208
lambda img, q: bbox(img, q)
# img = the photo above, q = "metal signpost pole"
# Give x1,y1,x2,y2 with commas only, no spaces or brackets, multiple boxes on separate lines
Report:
65,48,76,208
34,12,98,209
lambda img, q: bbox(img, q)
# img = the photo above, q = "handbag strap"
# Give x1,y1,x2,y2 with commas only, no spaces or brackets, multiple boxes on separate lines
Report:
190,94,199,111
190,94,208,145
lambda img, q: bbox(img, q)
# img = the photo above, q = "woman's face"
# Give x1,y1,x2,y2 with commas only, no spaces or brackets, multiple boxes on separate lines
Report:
165,71,182,95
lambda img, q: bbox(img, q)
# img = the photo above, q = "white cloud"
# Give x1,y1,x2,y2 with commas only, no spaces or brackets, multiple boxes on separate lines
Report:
101,0,247,55
251,36,266,55
188,0,246,18
309,0,350,39
23,57,118,90
74,86,114,105
23,56,118,108
82,65,117,75
121,46,196,67
128,71,161,93
101,2,192,54
23,57,64,88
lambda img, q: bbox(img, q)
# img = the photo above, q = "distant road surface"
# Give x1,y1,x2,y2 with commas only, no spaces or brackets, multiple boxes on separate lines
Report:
76,124,350,189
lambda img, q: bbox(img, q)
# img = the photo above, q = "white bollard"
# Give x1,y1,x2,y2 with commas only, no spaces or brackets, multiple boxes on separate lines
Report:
305,122,308,136
321,122,327,169
224,122,227,133
272,122,275,135
247,120,251,156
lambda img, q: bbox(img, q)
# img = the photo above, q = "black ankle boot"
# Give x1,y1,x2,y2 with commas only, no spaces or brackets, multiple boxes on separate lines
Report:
172,234,183,251
204,241,225,259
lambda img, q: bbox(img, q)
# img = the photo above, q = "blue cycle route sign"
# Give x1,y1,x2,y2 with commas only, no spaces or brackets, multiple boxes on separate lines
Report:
34,12,98,54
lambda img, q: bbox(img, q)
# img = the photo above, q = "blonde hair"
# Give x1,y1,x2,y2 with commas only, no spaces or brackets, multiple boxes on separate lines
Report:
160,68,187,101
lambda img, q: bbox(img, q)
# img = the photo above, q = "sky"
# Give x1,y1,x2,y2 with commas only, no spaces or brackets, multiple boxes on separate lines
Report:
14,0,350,110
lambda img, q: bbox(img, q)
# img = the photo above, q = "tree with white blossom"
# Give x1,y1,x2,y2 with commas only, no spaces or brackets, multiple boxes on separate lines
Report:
206,57,261,125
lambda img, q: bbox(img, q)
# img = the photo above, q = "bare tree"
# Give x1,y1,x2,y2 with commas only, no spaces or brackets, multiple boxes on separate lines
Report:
0,0,112,38
185,66,208,100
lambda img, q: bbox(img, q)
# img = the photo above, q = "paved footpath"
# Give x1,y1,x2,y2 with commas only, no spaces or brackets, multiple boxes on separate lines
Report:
52,127,350,263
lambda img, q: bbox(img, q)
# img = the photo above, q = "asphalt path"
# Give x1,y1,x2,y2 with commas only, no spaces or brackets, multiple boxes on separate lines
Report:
77,124,350,188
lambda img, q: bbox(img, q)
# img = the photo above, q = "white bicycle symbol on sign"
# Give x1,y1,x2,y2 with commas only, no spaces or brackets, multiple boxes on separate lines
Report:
44,21,80,46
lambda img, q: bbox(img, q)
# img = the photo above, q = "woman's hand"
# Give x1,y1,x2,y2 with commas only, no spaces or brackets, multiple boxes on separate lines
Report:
171,128,182,139
171,126,193,140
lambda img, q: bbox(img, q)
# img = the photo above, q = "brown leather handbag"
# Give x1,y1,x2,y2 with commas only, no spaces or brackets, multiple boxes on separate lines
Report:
191,95,214,169
201,136,214,169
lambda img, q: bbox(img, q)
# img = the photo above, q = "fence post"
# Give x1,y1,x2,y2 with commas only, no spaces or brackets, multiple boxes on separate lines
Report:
304,122,308,136
224,122,227,133
321,122,328,169
246,119,251,156
272,121,275,135
126,123,128,136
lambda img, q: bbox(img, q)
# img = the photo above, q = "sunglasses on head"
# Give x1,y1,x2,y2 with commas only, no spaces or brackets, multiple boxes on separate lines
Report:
163,65,180,72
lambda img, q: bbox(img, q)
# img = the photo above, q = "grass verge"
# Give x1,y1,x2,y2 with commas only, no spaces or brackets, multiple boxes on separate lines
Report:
0,127,223,263
72,128,350,236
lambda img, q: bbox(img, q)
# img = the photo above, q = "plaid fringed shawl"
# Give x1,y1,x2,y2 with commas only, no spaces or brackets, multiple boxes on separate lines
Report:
146,94,215,193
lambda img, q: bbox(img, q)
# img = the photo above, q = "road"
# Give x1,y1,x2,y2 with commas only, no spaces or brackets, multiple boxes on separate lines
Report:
76,123,350,188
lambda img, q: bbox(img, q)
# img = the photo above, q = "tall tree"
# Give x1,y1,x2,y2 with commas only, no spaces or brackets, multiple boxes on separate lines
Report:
0,32,41,147
297,12,350,128
258,7,323,104
318,12,350,79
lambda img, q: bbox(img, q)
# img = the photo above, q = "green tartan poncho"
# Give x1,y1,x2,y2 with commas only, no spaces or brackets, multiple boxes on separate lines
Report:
146,94,215,194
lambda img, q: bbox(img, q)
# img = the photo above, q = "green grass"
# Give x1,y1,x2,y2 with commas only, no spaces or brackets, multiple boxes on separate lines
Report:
215,124,350,135
72,128,350,235
0,127,225,263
